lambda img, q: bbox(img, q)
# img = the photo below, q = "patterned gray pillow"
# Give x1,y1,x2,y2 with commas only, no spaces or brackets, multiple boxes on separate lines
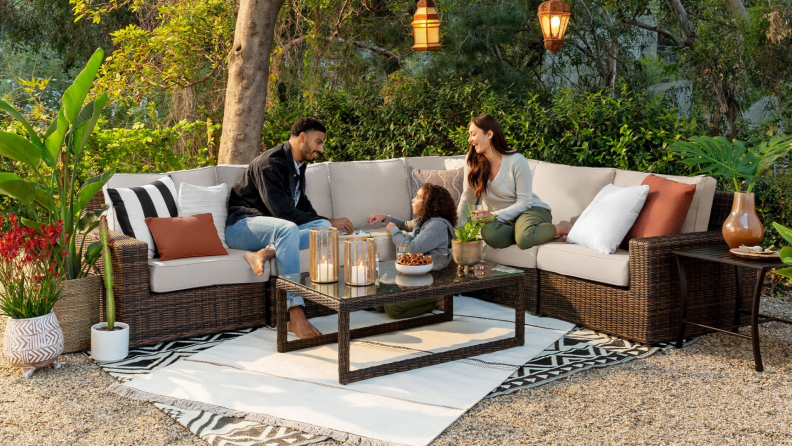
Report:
408,168,464,219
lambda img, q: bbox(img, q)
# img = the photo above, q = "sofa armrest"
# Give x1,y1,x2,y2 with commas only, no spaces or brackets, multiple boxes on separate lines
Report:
96,230,150,322
627,230,725,293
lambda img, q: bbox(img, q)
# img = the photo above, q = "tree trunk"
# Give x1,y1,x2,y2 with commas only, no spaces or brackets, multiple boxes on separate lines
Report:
665,0,696,43
724,0,749,20
218,0,286,165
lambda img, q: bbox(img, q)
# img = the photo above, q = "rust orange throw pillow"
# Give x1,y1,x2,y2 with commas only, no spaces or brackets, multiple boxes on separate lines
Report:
145,213,228,261
620,174,696,249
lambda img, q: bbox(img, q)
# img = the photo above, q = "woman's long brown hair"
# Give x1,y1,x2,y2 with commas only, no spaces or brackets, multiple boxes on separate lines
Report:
466,114,515,199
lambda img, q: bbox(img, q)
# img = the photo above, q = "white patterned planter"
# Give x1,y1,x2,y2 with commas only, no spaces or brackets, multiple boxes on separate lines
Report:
3,312,64,378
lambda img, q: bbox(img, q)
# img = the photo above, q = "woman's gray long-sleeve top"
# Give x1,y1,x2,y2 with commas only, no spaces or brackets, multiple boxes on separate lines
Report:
383,215,455,255
457,152,550,225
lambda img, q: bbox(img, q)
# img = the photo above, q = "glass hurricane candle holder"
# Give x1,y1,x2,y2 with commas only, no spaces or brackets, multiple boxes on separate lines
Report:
309,227,339,283
344,239,377,286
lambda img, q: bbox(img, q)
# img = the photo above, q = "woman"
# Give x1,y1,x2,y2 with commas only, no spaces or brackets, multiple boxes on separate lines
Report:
459,114,571,249
367,183,457,318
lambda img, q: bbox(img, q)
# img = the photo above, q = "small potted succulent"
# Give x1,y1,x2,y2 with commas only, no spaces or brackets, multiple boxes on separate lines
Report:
90,216,129,362
1,215,65,378
452,203,497,272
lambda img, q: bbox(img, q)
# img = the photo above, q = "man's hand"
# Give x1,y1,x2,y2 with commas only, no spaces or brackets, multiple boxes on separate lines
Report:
367,213,387,226
329,217,353,234
385,222,397,232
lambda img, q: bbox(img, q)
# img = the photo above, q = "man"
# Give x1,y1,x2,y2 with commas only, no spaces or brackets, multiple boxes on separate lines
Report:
225,118,353,338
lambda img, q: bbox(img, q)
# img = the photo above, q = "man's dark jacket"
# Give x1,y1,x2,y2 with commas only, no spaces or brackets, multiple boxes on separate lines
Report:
226,142,327,227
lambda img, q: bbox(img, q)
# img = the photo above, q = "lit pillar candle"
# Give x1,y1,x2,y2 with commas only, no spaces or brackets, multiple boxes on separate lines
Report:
349,262,368,285
315,261,335,282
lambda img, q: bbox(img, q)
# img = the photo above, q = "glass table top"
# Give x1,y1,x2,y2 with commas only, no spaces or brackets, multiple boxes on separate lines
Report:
279,254,523,300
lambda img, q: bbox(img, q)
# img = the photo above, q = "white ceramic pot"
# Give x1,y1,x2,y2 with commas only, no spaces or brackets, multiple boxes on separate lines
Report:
90,322,129,362
3,311,64,378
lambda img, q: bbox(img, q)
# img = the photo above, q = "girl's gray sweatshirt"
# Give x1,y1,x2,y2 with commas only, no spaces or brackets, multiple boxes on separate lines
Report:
383,215,456,255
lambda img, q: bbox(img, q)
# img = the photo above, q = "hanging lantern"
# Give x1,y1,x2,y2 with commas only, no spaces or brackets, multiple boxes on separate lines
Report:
538,0,571,54
412,0,442,51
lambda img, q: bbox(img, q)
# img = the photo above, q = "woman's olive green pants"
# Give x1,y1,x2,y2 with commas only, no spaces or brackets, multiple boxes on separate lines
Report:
481,207,556,250
375,296,443,319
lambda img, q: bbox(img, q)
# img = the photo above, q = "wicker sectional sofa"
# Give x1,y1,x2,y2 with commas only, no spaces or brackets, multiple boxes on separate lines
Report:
89,155,751,348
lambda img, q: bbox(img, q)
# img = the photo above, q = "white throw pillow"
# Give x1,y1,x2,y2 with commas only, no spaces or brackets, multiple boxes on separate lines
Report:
444,157,467,171
566,184,649,254
177,183,230,249
105,175,178,259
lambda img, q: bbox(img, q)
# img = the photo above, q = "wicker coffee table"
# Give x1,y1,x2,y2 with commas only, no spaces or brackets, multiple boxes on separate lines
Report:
275,256,526,384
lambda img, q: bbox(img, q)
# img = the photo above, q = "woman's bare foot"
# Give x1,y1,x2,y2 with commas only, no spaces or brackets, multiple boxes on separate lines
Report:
244,247,275,276
436,299,445,311
288,306,322,338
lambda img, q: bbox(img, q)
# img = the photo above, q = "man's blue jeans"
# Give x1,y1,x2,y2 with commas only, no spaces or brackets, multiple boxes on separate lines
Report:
226,217,331,309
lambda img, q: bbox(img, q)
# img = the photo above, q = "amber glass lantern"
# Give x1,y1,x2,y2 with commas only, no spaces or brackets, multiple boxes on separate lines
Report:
538,0,571,54
411,0,442,51
309,227,339,283
344,239,377,286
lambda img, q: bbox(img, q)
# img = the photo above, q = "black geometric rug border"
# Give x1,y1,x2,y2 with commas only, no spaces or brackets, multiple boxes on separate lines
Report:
91,325,696,445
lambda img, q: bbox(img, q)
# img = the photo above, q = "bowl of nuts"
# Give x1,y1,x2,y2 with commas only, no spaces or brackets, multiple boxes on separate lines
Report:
395,253,433,275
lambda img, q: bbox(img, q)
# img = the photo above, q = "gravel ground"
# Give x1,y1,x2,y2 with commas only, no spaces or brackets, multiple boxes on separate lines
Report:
2,295,791,446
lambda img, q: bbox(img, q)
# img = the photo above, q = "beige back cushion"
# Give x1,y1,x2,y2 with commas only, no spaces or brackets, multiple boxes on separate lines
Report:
329,159,411,228
404,156,448,171
613,171,716,233
305,163,333,219
169,166,217,190
215,165,248,189
531,162,617,224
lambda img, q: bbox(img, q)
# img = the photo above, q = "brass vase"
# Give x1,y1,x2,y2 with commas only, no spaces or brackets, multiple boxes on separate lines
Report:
722,192,764,248
451,240,485,267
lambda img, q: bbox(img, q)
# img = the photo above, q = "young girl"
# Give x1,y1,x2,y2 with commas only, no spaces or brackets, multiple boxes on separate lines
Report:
367,183,457,318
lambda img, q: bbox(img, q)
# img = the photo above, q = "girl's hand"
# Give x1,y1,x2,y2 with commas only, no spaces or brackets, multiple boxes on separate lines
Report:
472,210,493,220
385,222,397,232
367,213,387,226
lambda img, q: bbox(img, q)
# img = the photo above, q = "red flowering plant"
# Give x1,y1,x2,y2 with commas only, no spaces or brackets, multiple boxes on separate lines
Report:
0,214,65,319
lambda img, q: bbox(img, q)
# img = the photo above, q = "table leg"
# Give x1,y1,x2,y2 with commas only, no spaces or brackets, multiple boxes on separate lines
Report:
338,310,351,384
514,279,526,346
750,269,767,372
276,287,289,353
442,295,454,322
676,256,688,349
733,265,744,333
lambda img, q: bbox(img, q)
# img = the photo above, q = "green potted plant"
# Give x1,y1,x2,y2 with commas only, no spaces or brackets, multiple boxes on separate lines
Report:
90,215,128,362
669,135,792,248
0,49,115,352
0,215,66,378
452,203,497,272
773,222,792,281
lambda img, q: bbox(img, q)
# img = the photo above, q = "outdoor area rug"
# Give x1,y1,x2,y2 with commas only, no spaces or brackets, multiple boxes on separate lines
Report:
92,300,692,446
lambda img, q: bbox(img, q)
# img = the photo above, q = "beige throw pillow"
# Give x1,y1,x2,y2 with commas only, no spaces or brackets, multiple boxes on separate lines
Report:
408,168,464,219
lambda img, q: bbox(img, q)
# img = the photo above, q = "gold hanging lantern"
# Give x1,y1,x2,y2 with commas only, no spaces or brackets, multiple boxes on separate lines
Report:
412,0,442,51
538,0,571,54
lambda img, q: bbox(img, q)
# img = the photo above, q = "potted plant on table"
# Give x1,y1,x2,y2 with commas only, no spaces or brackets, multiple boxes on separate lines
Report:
1,215,66,378
90,215,129,362
670,135,792,248
452,203,497,273
0,49,114,352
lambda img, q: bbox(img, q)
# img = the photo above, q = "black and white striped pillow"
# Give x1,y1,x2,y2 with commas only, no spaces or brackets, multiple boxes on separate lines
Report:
106,176,178,259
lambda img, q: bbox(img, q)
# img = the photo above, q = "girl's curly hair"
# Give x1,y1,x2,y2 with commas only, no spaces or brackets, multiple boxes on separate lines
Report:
417,183,458,228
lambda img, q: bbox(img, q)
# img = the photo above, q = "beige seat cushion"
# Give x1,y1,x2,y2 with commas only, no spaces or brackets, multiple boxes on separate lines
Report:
531,162,617,224
613,171,716,233
329,159,411,228
484,244,539,269
537,243,629,287
148,249,270,293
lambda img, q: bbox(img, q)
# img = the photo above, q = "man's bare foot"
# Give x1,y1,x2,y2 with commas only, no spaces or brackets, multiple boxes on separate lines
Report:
288,306,321,339
244,247,275,276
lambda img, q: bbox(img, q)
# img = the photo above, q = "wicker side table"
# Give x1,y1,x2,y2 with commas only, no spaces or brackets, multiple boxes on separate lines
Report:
673,245,789,371
275,259,526,384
